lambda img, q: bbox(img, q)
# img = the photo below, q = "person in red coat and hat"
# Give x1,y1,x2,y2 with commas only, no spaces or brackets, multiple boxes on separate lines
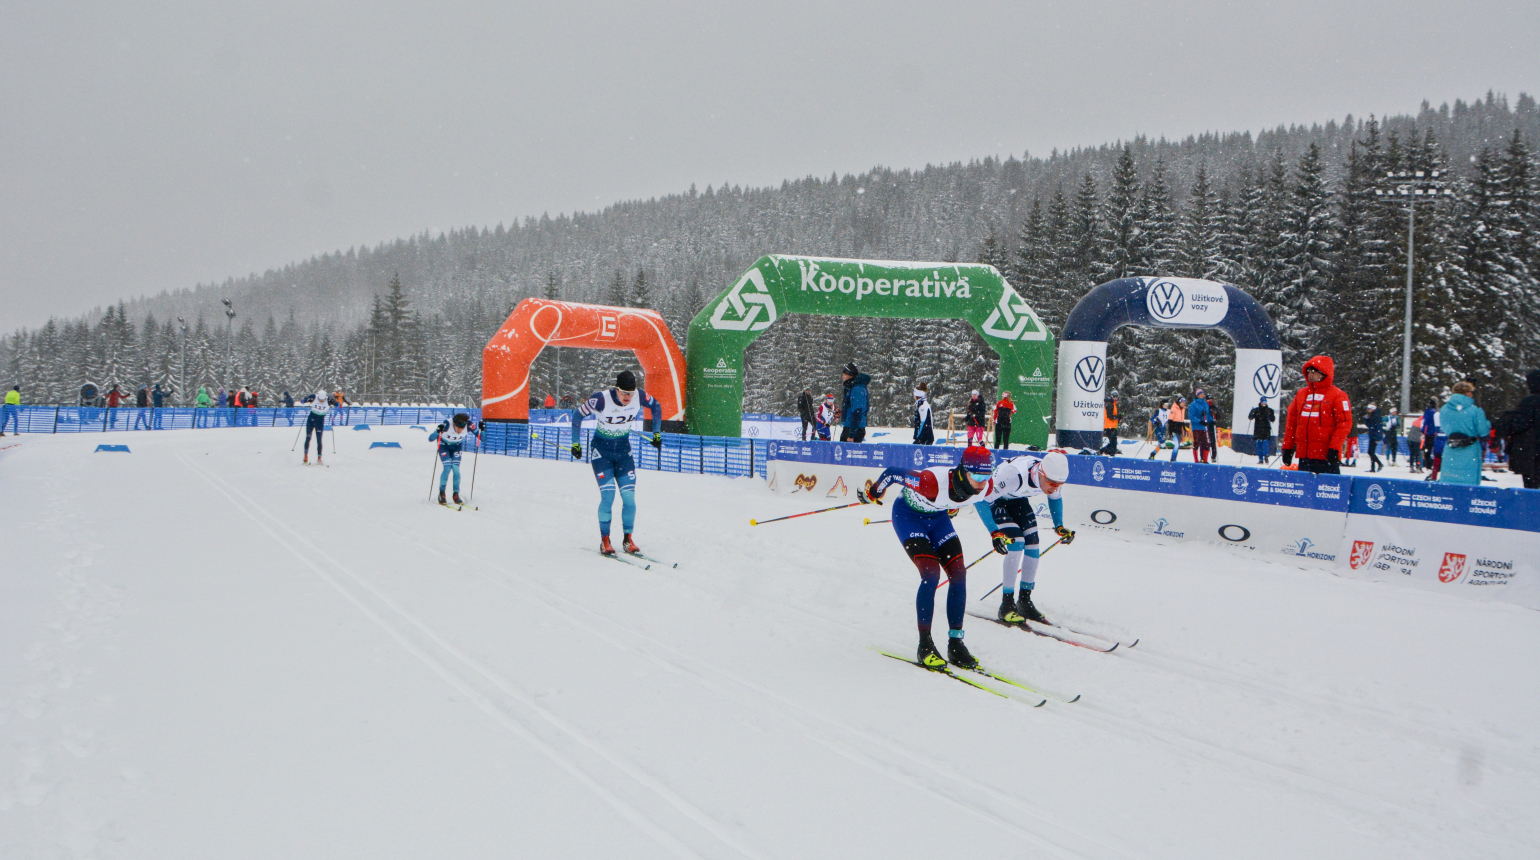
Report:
1281,355,1352,474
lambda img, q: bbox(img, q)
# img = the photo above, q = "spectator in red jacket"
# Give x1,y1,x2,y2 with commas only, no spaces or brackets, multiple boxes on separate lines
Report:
1281,355,1352,474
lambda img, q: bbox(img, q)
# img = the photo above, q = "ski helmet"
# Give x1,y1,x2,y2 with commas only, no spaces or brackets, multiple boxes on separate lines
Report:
961,445,993,478
1038,451,1070,484
616,370,637,391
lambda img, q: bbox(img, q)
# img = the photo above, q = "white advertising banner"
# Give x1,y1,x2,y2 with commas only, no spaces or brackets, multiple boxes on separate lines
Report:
1336,478,1540,610
1062,479,1348,571
1230,348,1284,440
1055,340,1108,435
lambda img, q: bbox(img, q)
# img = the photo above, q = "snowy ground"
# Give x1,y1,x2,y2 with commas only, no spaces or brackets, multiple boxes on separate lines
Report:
2,427,1536,859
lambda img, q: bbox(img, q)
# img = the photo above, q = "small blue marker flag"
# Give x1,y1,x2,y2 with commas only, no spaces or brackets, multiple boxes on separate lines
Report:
95,444,130,453
369,441,401,449
352,424,371,430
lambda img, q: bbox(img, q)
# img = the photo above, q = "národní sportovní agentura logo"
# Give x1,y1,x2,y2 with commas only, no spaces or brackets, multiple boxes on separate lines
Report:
1253,363,1281,398
1232,472,1249,495
1366,483,1386,510
1438,552,1469,584
1350,540,1375,570
1091,461,1106,482
1074,356,1105,392
709,268,778,331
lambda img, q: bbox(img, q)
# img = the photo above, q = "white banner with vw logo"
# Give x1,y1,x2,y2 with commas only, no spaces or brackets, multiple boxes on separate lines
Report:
1054,340,1108,437
1144,278,1230,326
1231,347,1284,446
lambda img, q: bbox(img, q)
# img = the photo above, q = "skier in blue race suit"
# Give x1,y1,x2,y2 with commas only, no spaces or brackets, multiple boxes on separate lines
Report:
857,445,995,669
571,370,663,557
429,413,478,505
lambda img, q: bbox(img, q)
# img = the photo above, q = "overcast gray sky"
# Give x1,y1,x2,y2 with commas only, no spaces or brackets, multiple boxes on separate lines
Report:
2,0,1536,331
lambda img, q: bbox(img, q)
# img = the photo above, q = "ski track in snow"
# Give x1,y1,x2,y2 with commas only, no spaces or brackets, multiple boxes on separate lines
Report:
1,427,1535,859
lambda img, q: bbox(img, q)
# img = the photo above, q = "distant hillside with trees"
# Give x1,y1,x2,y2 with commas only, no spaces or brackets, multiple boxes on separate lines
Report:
5,92,1538,429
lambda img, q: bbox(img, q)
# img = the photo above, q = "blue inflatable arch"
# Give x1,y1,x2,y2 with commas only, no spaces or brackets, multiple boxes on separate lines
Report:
1055,277,1283,455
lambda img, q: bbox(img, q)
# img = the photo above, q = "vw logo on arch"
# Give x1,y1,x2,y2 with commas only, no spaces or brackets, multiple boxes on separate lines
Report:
1147,281,1185,320
1074,356,1105,392
1252,363,1281,398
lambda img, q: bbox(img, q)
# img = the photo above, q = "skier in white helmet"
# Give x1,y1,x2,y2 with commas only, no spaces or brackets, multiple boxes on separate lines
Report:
973,450,1075,625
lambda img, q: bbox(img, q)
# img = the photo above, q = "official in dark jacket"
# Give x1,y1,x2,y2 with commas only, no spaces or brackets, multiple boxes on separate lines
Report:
1247,397,1276,464
797,389,815,441
1501,368,1540,489
840,363,871,443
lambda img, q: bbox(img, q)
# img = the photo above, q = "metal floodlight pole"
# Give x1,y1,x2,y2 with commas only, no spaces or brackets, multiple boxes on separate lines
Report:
221,298,236,392
176,317,187,405
1377,169,1451,418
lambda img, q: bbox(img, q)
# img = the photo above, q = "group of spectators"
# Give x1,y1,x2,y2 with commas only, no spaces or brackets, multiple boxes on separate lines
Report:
1276,356,1539,487
1143,389,1224,463
796,363,871,443
793,367,1026,450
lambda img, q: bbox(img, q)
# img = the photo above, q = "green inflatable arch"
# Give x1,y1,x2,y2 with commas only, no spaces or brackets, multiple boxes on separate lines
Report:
686,255,1056,446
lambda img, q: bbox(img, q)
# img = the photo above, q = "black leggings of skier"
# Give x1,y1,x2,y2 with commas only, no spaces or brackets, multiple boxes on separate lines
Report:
304,412,326,460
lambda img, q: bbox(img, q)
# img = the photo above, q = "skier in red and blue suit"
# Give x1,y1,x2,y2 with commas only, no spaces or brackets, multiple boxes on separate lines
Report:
858,445,995,669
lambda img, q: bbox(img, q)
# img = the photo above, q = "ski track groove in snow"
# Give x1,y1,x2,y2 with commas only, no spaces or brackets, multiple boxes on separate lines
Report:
299,472,1139,860
176,451,748,860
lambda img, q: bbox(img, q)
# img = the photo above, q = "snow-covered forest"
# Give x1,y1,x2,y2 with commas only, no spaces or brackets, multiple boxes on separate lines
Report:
4,93,1538,428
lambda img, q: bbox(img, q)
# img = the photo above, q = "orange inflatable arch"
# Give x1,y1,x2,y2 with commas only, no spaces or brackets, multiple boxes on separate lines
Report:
481,299,687,428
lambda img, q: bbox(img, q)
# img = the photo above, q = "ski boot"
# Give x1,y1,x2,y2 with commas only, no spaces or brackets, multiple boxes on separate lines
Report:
998,592,1025,624
599,535,617,556
946,635,979,670
622,533,640,555
303,454,309,464
452,492,463,506
438,489,447,505
916,632,945,668
1017,589,1048,625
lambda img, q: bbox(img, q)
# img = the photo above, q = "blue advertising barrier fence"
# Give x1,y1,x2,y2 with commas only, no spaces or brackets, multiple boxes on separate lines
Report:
480,422,768,479
2,406,771,481
766,440,1539,608
3,405,468,432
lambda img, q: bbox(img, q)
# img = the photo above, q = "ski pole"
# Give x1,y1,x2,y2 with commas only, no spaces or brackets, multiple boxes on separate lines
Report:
291,423,303,452
862,517,891,525
977,539,1063,601
427,453,439,502
750,501,866,525
468,426,481,503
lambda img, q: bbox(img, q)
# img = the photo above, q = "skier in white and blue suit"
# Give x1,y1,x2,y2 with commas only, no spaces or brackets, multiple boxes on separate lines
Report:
429,413,477,505
973,450,1074,626
570,370,663,557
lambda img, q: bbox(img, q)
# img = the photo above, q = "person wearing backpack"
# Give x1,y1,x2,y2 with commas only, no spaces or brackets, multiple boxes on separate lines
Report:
1438,381,1490,486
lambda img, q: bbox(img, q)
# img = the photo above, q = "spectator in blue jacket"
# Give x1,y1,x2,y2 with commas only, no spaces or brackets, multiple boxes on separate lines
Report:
839,363,871,443
1363,403,1384,473
1438,382,1491,485
1187,390,1213,463
1420,398,1443,479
